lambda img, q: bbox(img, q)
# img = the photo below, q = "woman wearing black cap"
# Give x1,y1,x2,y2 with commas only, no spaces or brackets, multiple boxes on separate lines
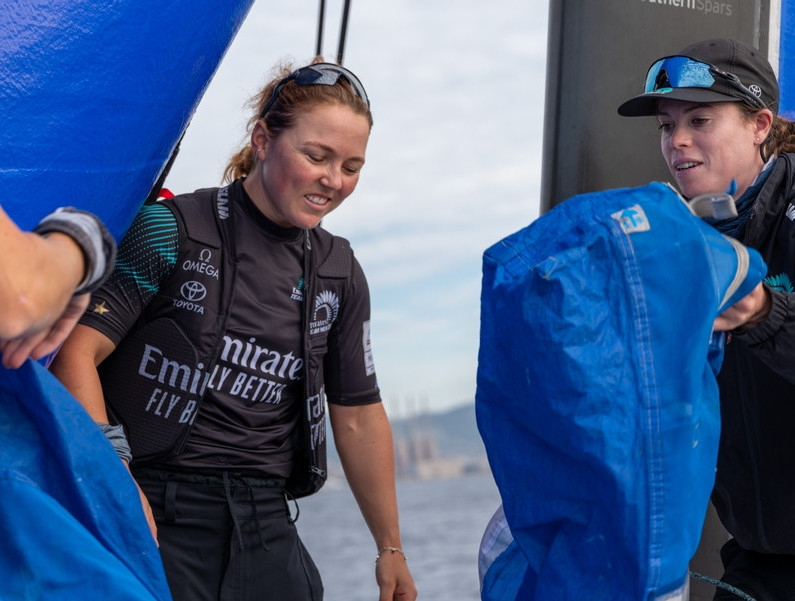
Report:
619,38,795,600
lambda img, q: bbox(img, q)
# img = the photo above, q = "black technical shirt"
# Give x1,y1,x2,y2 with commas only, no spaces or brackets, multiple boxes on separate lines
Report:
81,180,380,477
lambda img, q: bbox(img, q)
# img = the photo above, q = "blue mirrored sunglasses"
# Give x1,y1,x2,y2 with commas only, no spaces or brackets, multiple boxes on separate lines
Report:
259,63,370,118
644,55,765,109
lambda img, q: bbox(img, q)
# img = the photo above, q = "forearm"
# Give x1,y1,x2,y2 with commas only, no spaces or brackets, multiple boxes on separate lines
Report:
330,403,403,548
331,402,417,599
49,325,115,422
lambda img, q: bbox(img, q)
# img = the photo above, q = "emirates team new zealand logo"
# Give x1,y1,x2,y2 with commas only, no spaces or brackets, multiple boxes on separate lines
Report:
310,290,339,335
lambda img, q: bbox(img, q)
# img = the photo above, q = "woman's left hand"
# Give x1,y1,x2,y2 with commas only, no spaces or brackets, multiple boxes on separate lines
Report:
713,282,771,332
375,549,417,601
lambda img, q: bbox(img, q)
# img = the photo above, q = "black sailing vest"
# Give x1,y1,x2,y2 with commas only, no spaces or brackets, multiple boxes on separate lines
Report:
99,185,355,497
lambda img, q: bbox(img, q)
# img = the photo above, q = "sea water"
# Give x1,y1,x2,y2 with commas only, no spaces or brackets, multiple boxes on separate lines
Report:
298,471,501,601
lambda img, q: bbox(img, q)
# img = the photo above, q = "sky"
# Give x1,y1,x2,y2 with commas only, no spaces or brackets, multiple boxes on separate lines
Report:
165,0,548,416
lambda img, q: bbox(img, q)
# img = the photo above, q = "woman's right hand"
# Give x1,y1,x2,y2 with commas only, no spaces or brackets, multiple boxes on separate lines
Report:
0,292,91,369
135,478,159,545
123,461,159,545
713,282,771,332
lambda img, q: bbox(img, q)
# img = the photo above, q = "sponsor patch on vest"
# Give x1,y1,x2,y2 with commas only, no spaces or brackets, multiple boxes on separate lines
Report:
310,290,339,334
217,186,230,220
182,248,220,279
362,320,375,376
291,277,305,301
307,388,326,450
173,280,207,314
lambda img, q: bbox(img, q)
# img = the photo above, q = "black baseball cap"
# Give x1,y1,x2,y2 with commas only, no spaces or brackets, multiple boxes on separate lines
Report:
618,38,779,117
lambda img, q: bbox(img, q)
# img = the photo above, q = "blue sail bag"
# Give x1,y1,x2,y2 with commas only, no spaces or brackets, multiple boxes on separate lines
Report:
476,182,766,600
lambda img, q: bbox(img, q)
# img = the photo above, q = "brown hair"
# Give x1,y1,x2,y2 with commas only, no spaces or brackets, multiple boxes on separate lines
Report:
738,104,795,160
765,115,795,157
223,56,373,183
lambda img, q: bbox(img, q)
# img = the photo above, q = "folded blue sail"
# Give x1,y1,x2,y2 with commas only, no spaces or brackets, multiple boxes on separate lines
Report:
476,182,766,601
0,361,171,600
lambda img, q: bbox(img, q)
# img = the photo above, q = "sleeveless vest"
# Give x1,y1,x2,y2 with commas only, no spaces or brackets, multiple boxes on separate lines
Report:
99,185,354,497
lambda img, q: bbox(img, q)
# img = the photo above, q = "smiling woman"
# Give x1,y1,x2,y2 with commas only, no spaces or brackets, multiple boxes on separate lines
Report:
49,58,417,601
227,61,373,229
160,0,546,421
243,103,370,228
654,99,769,200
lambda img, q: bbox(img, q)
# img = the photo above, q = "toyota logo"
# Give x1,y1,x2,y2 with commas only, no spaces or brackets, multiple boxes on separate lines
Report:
180,281,207,301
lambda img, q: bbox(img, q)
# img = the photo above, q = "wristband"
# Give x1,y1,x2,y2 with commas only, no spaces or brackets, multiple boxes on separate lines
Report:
96,422,132,463
375,546,406,563
33,207,117,295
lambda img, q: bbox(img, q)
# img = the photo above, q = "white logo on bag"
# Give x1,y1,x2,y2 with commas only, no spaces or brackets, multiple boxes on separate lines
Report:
612,205,651,234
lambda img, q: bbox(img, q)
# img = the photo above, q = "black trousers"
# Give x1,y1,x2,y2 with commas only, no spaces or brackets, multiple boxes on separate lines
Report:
135,469,323,601
713,538,795,601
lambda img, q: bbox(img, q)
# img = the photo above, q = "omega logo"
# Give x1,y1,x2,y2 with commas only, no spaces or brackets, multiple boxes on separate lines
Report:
182,248,220,279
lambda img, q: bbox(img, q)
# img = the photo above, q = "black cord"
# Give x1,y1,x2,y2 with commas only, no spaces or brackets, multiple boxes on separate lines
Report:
315,0,325,57
337,0,351,65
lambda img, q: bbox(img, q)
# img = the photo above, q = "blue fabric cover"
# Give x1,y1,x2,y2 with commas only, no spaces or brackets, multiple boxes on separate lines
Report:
781,0,795,116
0,361,172,601
0,0,253,239
476,182,766,601
0,2,254,596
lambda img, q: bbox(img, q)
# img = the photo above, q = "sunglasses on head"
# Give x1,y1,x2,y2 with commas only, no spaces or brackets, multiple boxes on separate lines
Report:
644,55,766,110
259,63,370,118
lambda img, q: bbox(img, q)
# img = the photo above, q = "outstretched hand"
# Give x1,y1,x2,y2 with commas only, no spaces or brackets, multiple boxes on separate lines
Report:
0,293,91,369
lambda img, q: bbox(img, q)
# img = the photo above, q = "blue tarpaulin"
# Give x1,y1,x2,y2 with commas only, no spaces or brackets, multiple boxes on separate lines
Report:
0,0,254,239
477,183,766,601
0,1,256,597
0,361,172,600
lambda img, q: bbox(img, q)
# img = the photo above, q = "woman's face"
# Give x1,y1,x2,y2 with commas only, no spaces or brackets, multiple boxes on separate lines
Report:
247,103,370,229
656,99,767,199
